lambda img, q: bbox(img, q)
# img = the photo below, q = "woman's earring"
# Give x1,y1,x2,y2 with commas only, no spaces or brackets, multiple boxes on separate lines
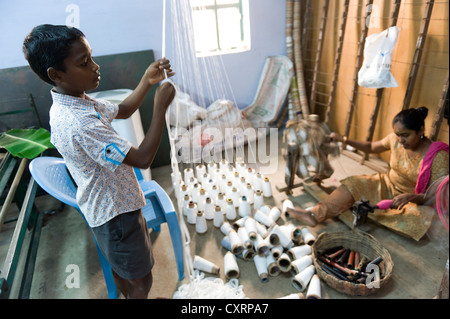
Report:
421,135,424,139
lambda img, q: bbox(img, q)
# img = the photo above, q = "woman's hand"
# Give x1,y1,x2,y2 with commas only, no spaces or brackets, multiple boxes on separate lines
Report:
154,81,176,114
145,58,175,86
390,193,424,209
329,132,344,143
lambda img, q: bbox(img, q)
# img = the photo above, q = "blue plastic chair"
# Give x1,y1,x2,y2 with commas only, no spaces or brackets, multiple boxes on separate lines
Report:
29,156,184,299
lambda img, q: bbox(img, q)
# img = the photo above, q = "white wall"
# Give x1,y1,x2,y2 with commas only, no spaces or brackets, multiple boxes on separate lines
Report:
0,0,286,108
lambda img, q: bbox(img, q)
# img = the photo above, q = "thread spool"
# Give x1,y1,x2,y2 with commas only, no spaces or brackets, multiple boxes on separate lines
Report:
245,167,255,184
253,255,269,283
195,164,206,180
195,211,207,234
187,176,198,190
238,196,251,217
213,205,224,228
221,236,231,251
282,199,294,214
306,274,321,299
224,251,240,279
233,171,240,188
292,265,315,292
241,248,256,261
209,184,219,201
207,161,217,174
284,223,303,244
216,192,227,211
225,198,237,220
220,221,233,235
182,194,191,217
200,173,210,186
255,221,268,238
228,229,244,255
254,172,263,192
197,188,207,211
184,168,194,184
233,217,247,230
277,253,292,272
301,227,316,245
259,205,271,215
237,227,253,250
262,177,272,197
219,174,228,193
186,201,197,225
254,233,270,257
231,187,240,207
269,207,281,223
271,246,283,259
244,183,254,204
254,209,274,228
288,245,312,260
290,255,313,275
179,184,190,201
244,217,257,240
191,183,201,203
193,255,220,274
270,225,294,249
266,254,281,277
239,177,247,194
204,197,215,220
266,232,280,246
225,181,234,199
253,190,264,210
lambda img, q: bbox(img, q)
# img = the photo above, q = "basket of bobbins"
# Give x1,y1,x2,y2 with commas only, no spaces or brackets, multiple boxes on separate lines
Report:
311,230,393,296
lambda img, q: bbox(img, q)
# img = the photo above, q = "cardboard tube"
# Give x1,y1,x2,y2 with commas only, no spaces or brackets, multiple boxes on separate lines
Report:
224,251,240,279
306,274,321,299
292,265,315,292
193,256,220,274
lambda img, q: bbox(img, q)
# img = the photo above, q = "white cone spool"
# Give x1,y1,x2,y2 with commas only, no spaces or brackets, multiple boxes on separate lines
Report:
231,187,240,207
301,227,316,245
216,193,227,211
266,254,280,277
238,196,251,217
254,233,270,257
182,194,191,217
253,255,269,283
195,211,207,234
282,199,294,214
233,217,247,230
179,184,190,201
213,205,224,228
225,198,237,220
262,177,272,197
219,159,229,170
204,197,215,220
254,173,263,192
270,225,294,249
221,236,231,251
306,274,321,299
237,227,253,249
184,168,194,185
259,205,271,215
200,173,210,186
284,223,303,243
219,174,228,193
186,201,197,225
220,221,233,235
269,206,281,223
254,209,274,228
290,255,313,275
197,188,207,211
207,161,217,174
191,183,201,203
277,253,292,272
244,183,254,204
209,184,219,200
193,255,220,274
228,229,244,255
224,251,240,279
255,221,268,238
253,190,264,210
241,249,256,261
245,167,255,184
195,164,206,180
271,245,283,259
244,217,257,240
288,245,312,260
292,265,316,292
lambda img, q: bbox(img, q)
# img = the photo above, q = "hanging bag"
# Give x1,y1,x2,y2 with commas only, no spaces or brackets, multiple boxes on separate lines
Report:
358,26,400,89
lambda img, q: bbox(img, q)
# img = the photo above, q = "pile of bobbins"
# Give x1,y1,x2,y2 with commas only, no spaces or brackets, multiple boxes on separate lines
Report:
171,159,322,299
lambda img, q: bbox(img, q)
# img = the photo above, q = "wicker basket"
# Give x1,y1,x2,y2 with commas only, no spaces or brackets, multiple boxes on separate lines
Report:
312,230,393,296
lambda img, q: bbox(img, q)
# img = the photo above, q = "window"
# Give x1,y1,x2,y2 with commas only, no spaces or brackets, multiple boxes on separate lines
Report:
190,0,251,57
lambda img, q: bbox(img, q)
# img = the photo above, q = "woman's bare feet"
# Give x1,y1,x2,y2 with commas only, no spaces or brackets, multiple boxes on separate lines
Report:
286,207,318,227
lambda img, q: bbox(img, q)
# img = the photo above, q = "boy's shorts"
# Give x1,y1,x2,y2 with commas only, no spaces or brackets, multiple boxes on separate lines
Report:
92,209,154,280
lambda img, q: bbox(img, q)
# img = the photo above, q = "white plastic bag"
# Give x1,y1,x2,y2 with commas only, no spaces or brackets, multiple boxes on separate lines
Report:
358,26,400,89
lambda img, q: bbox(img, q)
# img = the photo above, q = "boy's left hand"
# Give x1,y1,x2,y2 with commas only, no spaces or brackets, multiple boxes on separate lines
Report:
145,58,175,85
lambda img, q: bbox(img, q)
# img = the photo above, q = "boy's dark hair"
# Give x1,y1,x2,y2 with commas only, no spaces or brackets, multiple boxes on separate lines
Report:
392,106,429,132
23,24,85,86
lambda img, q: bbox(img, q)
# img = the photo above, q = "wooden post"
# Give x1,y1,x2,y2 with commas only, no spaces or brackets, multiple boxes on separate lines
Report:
362,0,402,162
343,0,374,140
402,0,435,110
325,0,350,125
310,0,330,114
430,73,449,141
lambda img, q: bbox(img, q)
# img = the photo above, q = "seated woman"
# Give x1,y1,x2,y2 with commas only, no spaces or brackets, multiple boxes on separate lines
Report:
286,107,449,241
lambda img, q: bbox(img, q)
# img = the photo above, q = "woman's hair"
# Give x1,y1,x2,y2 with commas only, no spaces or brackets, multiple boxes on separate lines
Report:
23,24,85,86
392,106,429,132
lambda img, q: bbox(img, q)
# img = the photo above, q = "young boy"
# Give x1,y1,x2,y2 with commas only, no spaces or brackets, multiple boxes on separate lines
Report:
23,24,176,298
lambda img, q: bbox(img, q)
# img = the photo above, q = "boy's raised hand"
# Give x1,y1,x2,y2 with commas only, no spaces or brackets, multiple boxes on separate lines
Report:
145,58,175,85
